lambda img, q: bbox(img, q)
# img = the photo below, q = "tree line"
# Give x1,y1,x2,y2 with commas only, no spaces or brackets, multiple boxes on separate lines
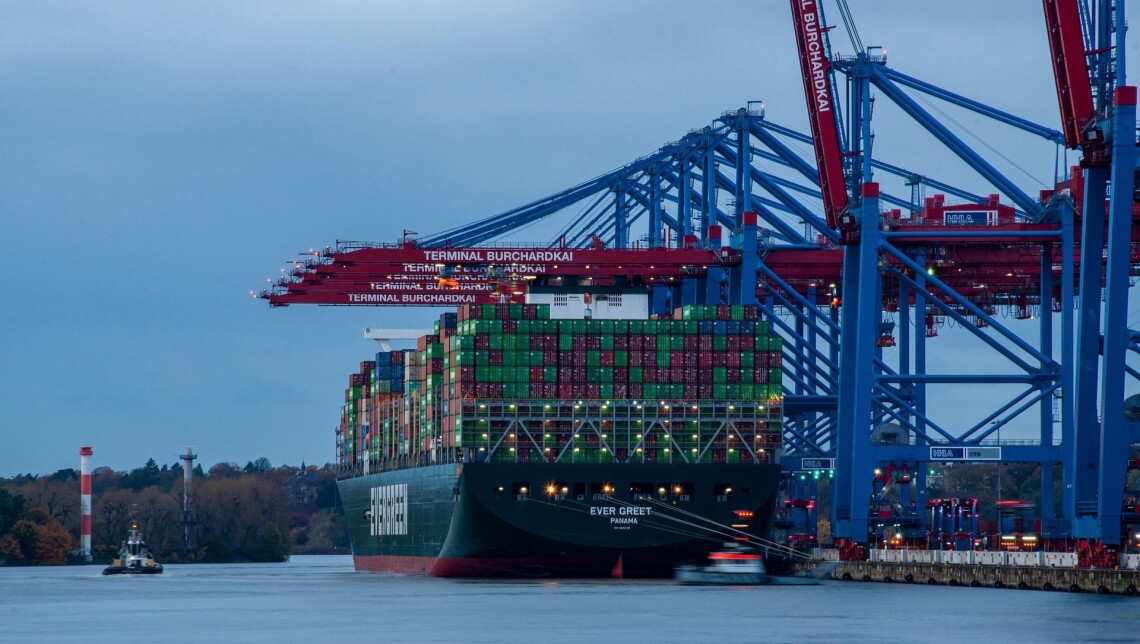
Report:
0,458,348,566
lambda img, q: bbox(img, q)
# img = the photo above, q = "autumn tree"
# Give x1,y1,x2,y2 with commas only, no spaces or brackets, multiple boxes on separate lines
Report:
0,488,25,536
33,520,73,565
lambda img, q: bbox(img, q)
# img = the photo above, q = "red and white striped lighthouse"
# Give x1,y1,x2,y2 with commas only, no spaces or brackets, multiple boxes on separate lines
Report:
79,446,93,562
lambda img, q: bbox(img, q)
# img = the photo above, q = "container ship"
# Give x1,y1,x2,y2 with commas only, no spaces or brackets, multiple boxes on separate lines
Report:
335,301,784,577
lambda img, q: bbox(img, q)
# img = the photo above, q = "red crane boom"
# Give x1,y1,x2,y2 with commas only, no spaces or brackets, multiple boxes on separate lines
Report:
789,0,848,230
1042,0,1101,162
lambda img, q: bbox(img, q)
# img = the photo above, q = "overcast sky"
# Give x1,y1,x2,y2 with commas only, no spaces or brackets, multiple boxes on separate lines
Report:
2,1,1137,476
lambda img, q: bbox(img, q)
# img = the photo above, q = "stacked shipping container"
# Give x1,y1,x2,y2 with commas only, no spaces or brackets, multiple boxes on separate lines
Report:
336,304,783,472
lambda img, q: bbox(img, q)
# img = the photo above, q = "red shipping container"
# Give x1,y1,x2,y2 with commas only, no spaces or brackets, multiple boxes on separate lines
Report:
489,350,503,366
683,335,698,350
614,335,629,350
530,383,543,397
756,368,768,383
671,366,684,382
629,383,643,399
475,334,490,350
600,351,614,367
585,335,600,350
769,350,783,367
543,383,557,398
558,383,575,399
630,352,645,367
699,336,713,351
503,319,517,333
727,336,742,351
585,383,600,399
671,351,686,368
727,352,741,367
684,383,698,398
613,367,628,383
629,335,644,351
644,336,657,351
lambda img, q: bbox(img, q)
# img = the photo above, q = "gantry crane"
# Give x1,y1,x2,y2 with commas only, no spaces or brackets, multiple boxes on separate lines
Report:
789,0,1137,560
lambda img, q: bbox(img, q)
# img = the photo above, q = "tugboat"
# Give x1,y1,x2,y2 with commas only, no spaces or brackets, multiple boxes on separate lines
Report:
102,520,163,575
674,542,769,585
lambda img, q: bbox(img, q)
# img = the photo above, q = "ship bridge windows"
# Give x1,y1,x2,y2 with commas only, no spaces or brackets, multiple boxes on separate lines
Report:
512,482,530,501
673,483,693,502
714,483,733,503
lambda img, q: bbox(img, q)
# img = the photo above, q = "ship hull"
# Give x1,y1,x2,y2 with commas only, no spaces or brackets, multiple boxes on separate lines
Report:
339,461,780,578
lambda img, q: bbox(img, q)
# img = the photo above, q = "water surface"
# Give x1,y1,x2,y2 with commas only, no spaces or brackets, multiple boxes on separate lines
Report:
0,555,1133,643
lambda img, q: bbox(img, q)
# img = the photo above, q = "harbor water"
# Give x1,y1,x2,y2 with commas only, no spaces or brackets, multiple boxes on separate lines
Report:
0,555,1135,643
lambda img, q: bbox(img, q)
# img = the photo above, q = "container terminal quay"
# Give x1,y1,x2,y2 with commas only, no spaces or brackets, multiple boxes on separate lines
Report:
256,1,1140,589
